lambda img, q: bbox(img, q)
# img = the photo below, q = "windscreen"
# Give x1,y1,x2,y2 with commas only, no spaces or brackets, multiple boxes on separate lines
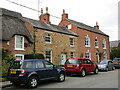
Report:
99,60,107,64
65,59,82,64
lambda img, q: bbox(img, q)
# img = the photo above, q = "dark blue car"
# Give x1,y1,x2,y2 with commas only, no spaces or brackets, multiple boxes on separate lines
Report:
7,60,66,88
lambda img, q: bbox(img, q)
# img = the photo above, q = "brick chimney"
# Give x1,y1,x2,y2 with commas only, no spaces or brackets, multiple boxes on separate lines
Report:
94,22,99,29
62,9,68,20
39,7,51,24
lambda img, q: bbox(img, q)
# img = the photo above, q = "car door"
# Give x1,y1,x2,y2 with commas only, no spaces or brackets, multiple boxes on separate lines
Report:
34,60,47,80
83,59,95,72
43,61,58,78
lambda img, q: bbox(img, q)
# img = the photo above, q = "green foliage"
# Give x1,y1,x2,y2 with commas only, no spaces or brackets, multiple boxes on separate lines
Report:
99,52,105,61
24,53,45,59
110,48,120,60
1,49,16,78
80,53,83,58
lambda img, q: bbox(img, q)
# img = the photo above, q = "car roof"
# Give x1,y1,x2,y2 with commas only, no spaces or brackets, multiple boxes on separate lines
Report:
68,58,90,60
15,59,47,62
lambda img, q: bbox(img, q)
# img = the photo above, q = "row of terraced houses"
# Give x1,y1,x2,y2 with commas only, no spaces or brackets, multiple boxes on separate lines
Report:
1,7,110,64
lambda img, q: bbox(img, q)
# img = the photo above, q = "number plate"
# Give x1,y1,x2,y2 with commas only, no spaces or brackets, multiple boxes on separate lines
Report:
67,65,73,67
10,70,16,74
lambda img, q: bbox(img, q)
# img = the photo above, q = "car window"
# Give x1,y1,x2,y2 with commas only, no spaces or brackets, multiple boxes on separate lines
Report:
44,61,54,68
108,61,112,64
84,59,92,64
35,61,44,68
65,59,82,64
11,61,22,69
22,61,33,69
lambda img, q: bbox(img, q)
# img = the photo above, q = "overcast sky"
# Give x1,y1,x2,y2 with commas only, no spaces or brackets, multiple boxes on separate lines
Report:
1,0,119,41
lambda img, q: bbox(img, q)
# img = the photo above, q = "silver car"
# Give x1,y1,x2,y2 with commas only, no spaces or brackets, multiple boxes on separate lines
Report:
98,60,115,71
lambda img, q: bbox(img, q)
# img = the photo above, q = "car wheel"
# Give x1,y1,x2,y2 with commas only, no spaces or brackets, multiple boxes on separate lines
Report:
12,82,20,86
94,68,98,74
80,69,86,77
112,67,115,70
57,72,65,82
27,76,38,88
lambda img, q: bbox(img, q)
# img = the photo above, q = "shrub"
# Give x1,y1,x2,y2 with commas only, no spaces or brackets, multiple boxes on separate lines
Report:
24,53,45,59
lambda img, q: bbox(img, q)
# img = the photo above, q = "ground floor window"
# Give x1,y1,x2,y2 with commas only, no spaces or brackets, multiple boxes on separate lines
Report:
70,52,75,58
15,54,24,60
85,52,91,59
46,50,52,62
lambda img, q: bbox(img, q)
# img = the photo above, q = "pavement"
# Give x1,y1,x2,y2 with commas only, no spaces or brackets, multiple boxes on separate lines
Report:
0,81,13,88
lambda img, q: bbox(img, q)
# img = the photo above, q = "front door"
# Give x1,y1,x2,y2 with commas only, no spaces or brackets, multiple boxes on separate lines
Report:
61,54,67,65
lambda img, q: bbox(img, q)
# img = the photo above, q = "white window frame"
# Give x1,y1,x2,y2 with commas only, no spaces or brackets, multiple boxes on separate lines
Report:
70,38,74,47
85,36,90,47
15,35,24,50
85,52,91,59
102,40,106,49
68,24,72,29
95,39,99,48
70,52,75,58
45,33,52,44
46,50,52,62
15,54,24,60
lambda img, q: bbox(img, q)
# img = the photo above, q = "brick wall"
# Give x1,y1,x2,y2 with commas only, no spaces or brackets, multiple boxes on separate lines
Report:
59,19,110,62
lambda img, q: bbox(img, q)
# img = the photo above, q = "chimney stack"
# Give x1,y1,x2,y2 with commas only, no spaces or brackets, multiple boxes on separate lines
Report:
94,22,99,29
39,7,50,24
62,9,68,20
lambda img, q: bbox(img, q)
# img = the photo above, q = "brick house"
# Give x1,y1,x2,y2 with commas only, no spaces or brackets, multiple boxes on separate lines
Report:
24,8,79,64
59,10,110,62
1,8,34,60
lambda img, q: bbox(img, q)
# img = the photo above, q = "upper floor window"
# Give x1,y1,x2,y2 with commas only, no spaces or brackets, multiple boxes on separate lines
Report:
95,39,98,48
85,52,91,59
68,24,72,29
70,38,74,47
15,35,24,50
70,52,75,58
85,36,90,47
45,33,52,44
102,40,106,49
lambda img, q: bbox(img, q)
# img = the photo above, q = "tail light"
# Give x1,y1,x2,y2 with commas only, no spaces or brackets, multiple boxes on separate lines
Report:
19,69,26,76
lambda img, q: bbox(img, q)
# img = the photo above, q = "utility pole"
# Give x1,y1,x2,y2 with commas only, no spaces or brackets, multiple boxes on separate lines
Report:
38,0,40,19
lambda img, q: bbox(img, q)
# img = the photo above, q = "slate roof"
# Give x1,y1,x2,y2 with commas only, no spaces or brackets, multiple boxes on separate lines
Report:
0,8,34,43
110,40,120,48
68,19,109,37
23,17,78,37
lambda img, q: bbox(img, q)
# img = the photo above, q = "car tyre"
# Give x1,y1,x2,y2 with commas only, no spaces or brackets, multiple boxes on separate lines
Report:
27,76,38,88
94,68,98,74
57,72,65,82
80,69,86,77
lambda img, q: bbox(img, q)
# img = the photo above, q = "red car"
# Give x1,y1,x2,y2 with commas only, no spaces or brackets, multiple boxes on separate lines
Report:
64,58,98,77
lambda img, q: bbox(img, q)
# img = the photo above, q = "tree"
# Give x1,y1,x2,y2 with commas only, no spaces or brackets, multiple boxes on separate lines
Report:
110,48,120,60
1,49,16,78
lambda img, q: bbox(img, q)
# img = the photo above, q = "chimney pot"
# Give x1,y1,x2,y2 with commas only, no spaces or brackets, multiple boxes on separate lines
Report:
46,7,48,13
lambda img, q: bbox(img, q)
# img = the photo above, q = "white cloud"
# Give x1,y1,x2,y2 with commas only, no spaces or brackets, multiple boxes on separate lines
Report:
0,0,119,41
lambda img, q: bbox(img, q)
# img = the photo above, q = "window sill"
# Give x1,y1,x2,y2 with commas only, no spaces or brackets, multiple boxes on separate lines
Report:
95,46,99,48
15,48,25,51
103,48,107,50
46,42,52,44
70,45,74,47
85,45,90,47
